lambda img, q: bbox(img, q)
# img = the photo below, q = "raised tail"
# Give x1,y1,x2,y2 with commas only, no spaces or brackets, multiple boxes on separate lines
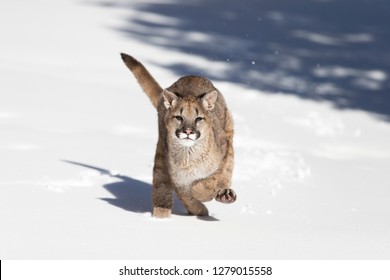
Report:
120,53,162,108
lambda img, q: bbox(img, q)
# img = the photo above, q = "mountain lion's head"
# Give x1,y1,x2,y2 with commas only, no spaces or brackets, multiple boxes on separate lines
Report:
162,89,217,147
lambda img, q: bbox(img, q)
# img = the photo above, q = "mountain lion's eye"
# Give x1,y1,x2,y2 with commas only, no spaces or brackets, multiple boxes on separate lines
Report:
195,117,203,123
175,116,183,121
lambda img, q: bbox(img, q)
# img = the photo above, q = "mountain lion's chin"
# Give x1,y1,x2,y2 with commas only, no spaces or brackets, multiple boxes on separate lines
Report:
180,138,196,147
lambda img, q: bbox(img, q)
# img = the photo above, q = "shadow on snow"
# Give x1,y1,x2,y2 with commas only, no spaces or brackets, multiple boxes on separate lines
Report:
62,160,220,221
62,160,187,216
98,0,390,120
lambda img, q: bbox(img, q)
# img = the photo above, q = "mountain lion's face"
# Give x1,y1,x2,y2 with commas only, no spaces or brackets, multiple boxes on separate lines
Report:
163,90,217,148
170,100,206,147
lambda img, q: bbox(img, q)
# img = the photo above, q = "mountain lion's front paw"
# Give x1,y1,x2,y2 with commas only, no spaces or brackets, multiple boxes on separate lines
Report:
215,188,237,204
152,207,171,218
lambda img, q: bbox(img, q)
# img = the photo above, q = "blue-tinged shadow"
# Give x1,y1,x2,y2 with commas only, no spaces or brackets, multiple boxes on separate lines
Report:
97,0,390,120
62,160,187,215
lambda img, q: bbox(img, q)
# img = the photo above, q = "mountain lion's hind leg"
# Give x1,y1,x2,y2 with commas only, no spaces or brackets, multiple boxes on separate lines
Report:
191,175,218,202
176,189,209,216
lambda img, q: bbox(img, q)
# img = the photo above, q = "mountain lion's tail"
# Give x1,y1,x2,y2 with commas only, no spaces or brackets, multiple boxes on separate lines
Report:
120,53,162,108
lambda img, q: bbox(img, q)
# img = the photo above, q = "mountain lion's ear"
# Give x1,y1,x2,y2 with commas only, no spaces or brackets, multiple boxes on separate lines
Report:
162,89,179,109
201,90,218,111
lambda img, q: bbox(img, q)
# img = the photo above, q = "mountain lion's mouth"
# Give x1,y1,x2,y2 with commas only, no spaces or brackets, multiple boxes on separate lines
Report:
177,132,198,147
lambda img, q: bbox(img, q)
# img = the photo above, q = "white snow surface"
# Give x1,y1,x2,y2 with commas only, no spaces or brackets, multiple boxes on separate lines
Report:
1,0,389,259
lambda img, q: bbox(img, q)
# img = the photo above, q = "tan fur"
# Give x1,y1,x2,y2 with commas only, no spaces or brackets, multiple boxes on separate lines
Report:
121,53,236,218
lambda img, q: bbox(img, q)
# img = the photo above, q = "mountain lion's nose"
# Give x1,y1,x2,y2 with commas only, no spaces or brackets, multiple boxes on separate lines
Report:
185,128,193,135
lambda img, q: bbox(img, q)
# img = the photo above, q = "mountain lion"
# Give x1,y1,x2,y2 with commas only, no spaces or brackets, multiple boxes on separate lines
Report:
120,53,236,218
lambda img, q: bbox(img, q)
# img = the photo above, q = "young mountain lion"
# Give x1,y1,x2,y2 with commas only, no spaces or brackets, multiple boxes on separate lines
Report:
121,53,236,218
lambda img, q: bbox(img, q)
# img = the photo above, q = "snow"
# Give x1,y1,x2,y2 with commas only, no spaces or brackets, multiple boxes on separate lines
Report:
1,0,390,260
